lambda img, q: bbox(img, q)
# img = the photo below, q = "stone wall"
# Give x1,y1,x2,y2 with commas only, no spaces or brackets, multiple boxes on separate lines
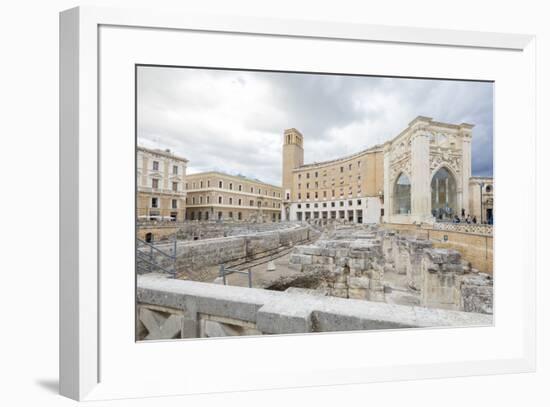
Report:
175,221,304,241
420,248,464,310
458,273,493,314
287,225,493,314
137,220,306,242
137,273,492,340
381,223,493,274
382,231,433,290
288,227,386,302
428,230,493,276
136,224,178,241
149,224,317,274
289,240,385,302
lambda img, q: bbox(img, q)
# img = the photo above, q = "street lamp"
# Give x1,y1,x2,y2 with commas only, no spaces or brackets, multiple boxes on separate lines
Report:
479,182,485,224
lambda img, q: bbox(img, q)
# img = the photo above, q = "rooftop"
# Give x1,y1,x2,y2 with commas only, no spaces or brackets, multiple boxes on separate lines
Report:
186,170,282,189
137,145,188,163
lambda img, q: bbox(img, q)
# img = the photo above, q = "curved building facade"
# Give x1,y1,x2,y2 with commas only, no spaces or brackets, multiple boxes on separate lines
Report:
282,116,489,225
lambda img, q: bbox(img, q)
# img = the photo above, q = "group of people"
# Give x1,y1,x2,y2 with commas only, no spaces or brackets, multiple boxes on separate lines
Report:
451,208,493,225
452,214,478,224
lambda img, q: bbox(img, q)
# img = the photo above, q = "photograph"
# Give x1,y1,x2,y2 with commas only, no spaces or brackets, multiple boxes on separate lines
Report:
135,66,494,340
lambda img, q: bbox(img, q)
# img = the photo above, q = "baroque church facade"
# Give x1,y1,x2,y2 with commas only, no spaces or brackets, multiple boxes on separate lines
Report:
281,116,493,225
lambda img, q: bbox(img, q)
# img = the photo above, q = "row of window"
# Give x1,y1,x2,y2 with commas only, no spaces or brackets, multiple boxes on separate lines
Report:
297,188,362,200
150,178,179,191
297,199,362,210
186,179,280,197
188,211,281,221
187,195,281,208
298,175,362,189
297,160,362,180
296,209,365,222
150,197,179,209
149,160,181,175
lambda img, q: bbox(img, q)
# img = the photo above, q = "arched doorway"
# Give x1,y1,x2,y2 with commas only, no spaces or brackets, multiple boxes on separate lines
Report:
431,167,457,220
393,173,411,215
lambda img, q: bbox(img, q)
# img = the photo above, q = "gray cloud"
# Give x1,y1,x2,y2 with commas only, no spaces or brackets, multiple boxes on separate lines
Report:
138,67,493,185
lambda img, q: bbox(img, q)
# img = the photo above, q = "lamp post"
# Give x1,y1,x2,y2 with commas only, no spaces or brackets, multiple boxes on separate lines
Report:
479,182,485,224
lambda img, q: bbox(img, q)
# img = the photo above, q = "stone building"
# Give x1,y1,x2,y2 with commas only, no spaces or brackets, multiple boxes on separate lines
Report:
469,177,494,223
137,146,188,221
282,128,384,223
282,116,493,225
185,171,282,222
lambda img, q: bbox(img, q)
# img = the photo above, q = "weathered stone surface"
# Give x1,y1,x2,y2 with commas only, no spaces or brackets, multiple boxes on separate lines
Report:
148,223,493,326
424,248,461,265
348,276,370,289
347,288,368,299
148,224,315,275
138,274,492,339
139,306,184,340
459,274,493,314
289,253,313,265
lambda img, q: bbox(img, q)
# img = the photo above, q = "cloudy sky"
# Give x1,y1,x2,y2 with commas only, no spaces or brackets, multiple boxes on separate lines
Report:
137,66,493,186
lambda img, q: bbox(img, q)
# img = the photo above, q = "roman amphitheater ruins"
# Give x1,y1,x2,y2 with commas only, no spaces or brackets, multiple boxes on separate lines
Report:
137,116,494,340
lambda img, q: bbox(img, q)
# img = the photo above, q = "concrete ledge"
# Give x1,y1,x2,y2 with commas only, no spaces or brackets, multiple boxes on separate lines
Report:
138,274,493,339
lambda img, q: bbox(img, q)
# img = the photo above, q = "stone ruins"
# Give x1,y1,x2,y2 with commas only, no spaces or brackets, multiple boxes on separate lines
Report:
137,221,493,340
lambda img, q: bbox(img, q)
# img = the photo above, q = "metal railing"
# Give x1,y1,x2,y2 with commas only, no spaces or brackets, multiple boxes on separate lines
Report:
218,264,252,288
136,236,177,278
217,232,315,288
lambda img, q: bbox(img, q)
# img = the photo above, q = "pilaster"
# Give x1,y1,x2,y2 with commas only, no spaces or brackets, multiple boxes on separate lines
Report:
383,144,391,222
459,124,473,215
411,128,431,221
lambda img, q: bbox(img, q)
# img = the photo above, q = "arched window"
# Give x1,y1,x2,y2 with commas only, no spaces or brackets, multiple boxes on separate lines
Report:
431,167,457,219
393,173,411,214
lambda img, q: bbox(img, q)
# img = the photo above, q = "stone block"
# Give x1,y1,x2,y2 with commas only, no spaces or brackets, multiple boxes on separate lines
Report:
301,246,323,256
333,266,346,275
366,290,385,302
348,288,368,300
383,263,395,273
332,282,348,289
369,279,384,291
335,256,349,267
320,248,337,257
348,258,366,270
424,248,461,265
289,253,312,265
329,288,348,298
312,255,334,265
256,299,313,334
348,276,370,289
335,248,351,257
303,264,333,274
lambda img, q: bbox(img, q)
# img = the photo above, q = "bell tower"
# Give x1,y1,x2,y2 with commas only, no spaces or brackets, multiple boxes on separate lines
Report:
282,128,304,220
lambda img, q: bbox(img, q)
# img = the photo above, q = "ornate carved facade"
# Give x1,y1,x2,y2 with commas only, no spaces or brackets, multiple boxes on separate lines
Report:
282,116,490,225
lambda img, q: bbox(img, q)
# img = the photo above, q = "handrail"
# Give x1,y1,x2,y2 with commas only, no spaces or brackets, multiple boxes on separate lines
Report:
136,255,177,276
137,238,176,259
224,236,311,270
219,264,253,288
136,236,177,277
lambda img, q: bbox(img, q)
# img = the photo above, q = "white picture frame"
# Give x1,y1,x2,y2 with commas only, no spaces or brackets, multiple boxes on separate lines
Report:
59,6,536,401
